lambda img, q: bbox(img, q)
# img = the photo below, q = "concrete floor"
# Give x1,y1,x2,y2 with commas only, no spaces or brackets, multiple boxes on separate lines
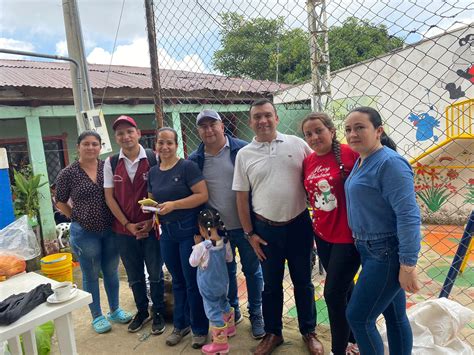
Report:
50,267,331,354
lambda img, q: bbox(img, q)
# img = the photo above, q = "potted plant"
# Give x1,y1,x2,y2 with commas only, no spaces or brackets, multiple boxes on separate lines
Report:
11,166,48,227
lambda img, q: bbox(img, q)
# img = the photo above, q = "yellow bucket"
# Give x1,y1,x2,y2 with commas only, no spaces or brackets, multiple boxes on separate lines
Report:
41,253,73,282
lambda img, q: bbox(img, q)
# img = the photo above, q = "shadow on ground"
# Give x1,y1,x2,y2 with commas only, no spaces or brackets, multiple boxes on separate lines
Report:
49,266,331,354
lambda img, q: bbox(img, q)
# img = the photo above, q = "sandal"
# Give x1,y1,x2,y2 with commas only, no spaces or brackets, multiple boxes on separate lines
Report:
346,343,360,355
107,308,133,324
92,315,112,334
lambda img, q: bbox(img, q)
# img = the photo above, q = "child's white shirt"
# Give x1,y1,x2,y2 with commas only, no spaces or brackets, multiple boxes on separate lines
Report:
189,239,233,269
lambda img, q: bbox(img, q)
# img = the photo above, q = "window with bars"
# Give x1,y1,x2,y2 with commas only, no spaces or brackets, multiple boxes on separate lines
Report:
0,138,67,185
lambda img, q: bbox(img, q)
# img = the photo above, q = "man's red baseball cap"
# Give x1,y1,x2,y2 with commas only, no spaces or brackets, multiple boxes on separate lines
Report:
112,115,137,130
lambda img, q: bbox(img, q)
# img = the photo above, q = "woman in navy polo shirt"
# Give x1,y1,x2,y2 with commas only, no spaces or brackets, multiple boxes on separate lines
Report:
146,127,209,348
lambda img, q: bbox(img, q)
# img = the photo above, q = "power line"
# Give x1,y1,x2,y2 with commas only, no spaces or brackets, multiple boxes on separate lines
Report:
98,0,127,112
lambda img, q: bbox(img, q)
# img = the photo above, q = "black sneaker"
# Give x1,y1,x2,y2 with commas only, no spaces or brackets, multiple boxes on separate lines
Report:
151,312,166,335
128,311,151,333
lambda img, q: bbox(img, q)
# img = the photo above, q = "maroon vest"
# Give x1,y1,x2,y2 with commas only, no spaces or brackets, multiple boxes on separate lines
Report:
112,157,151,236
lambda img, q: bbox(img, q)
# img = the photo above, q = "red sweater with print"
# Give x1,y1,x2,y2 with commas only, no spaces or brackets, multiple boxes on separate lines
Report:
112,158,151,236
303,144,358,244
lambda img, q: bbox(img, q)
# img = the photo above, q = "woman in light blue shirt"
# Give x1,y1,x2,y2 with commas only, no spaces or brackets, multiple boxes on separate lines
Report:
343,107,421,355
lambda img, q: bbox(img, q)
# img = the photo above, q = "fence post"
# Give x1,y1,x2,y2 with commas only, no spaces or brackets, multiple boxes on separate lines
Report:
439,211,474,298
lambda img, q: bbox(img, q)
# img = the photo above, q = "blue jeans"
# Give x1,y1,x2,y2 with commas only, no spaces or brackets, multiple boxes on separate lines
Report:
226,228,263,317
70,222,120,319
254,210,316,336
116,231,165,315
160,215,209,335
346,237,412,355
202,294,231,327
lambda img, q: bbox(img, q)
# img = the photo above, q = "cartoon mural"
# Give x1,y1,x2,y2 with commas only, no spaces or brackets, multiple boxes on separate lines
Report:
439,33,474,100
465,179,474,204
414,163,457,212
408,111,440,141
328,95,378,138
407,89,441,142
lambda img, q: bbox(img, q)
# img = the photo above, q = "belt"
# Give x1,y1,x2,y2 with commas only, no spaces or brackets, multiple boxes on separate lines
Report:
253,213,297,227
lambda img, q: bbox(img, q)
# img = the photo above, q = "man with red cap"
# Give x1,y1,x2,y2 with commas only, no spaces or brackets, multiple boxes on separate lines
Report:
104,115,165,335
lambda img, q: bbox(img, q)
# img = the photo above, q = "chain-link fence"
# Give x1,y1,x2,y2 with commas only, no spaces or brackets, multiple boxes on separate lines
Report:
145,0,474,343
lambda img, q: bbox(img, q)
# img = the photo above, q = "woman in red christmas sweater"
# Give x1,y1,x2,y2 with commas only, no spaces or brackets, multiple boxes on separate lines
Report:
302,112,361,355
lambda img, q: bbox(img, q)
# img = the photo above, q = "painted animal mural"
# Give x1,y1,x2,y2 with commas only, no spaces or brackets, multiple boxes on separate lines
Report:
439,33,474,100
407,90,441,142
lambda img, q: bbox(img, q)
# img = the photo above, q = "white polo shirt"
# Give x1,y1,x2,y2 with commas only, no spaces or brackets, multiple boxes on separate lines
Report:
232,132,312,222
103,145,149,188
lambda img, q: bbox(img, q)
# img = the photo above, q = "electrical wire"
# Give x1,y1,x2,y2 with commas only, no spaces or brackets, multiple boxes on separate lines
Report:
97,0,127,113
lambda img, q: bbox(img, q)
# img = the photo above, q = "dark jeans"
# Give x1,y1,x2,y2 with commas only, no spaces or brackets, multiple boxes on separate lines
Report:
254,210,316,336
226,228,263,317
116,231,165,315
346,237,412,355
315,235,360,355
160,214,209,335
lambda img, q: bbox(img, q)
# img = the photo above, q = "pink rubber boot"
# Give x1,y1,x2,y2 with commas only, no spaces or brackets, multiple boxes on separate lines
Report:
201,325,229,355
223,307,236,337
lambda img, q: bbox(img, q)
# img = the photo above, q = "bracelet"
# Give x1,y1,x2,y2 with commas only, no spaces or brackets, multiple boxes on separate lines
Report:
124,221,131,228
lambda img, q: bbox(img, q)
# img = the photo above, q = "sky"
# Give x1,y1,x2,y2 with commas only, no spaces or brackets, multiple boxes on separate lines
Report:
0,0,472,74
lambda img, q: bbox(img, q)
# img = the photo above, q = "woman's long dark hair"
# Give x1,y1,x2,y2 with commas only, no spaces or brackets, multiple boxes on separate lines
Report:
349,107,397,151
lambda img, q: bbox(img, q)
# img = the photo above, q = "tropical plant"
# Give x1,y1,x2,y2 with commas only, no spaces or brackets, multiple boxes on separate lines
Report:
12,166,47,222
414,164,457,212
465,179,474,204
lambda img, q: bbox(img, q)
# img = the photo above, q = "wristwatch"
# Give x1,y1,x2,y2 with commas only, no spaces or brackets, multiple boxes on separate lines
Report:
244,230,256,240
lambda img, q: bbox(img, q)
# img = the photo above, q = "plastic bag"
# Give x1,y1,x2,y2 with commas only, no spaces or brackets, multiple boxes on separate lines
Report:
0,216,40,260
380,298,474,355
4,322,55,355
26,321,55,355
0,254,26,279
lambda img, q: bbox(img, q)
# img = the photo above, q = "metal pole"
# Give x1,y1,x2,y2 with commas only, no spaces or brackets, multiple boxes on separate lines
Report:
144,0,164,129
62,0,95,132
306,0,331,112
439,211,474,298
0,48,84,114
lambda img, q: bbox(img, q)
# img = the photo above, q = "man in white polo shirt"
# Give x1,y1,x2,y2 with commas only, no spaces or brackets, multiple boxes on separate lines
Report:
233,99,323,355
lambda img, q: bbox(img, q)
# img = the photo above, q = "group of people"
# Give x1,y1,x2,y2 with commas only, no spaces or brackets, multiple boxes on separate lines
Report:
54,98,421,355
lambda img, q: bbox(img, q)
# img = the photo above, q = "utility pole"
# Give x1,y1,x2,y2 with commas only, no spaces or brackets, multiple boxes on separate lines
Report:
62,0,95,132
144,0,164,129
306,0,331,112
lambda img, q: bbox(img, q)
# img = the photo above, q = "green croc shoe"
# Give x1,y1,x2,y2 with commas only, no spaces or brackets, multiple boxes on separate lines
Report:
107,308,133,324
92,315,112,334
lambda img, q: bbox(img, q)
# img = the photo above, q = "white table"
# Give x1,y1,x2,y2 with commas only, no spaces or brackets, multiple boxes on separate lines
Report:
0,272,91,355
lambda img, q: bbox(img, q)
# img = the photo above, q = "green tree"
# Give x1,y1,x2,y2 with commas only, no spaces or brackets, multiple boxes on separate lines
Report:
212,14,404,83
328,17,404,71
213,13,284,81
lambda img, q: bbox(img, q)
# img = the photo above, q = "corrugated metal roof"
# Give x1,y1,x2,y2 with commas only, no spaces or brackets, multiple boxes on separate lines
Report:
0,59,287,94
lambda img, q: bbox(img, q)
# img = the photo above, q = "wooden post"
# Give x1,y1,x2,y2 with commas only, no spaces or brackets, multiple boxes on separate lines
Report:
145,0,164,129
